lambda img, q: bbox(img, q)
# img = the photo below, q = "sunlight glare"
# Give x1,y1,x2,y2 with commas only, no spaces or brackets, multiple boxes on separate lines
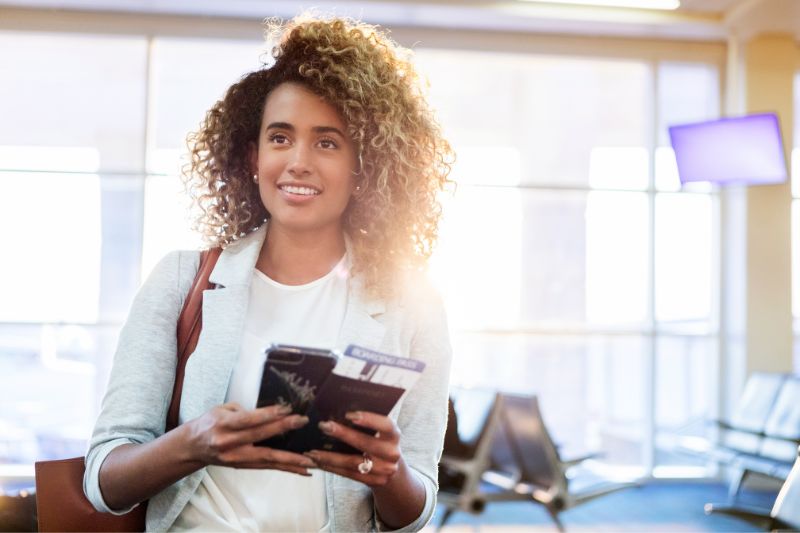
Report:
430,146,522,329
589,146,648,190
0,146,102,322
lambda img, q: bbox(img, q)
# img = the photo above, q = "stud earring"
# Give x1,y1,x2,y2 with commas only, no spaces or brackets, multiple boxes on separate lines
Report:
253,174,258,184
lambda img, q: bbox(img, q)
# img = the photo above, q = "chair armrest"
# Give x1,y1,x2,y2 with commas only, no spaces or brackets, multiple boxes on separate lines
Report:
666,416,721,434
561,451,603,468
761,433,800,444
481,469,519,490
713,420,771,438
440,455,479,474
704,502,773,527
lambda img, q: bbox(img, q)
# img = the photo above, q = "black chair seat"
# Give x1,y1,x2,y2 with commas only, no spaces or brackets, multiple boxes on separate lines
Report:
438,391,637,532
707,446,800,531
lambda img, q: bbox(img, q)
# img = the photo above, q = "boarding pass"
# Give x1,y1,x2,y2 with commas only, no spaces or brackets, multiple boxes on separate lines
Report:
332,344,425,390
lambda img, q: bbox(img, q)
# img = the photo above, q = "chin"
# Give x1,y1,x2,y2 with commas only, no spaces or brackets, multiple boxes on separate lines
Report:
270,215,341,234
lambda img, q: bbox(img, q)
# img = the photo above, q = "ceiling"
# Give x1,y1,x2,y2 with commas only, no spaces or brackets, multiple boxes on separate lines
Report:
0,0,797,42
678,0,745,13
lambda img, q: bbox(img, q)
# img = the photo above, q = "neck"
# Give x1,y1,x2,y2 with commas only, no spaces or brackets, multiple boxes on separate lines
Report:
256,221,347,285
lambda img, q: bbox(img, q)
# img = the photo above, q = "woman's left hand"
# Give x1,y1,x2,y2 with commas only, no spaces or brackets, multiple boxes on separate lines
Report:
305,411,402,487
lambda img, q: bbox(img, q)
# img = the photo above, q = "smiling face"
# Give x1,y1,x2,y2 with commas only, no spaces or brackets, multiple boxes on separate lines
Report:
251,82,358,237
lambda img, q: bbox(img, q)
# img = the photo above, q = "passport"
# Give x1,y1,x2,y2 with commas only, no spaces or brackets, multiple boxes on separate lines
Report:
255,343,424,454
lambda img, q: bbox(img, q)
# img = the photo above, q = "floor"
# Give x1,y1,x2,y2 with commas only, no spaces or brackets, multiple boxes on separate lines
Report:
424,481,778,532
0,480,779,532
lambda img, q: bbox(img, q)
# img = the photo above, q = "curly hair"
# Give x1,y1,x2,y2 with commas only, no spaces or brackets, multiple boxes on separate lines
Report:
182,14,453,299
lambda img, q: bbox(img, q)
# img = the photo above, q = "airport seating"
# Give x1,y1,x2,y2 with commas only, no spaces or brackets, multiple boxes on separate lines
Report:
438,390,637,531
704,446,800,531
678,373,800,502
437,389,504,525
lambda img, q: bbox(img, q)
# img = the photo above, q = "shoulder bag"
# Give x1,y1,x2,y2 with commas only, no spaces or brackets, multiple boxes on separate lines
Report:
34,248,222,532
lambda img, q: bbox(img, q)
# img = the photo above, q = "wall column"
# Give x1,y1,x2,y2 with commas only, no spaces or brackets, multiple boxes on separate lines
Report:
743,33,795,375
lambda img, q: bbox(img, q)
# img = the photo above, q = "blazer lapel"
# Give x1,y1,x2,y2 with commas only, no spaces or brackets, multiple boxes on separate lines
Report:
338,275,387,352
180,225,267,422
180,225,389,422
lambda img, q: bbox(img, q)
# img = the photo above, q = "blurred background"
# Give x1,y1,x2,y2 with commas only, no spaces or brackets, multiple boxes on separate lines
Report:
0,0,799,530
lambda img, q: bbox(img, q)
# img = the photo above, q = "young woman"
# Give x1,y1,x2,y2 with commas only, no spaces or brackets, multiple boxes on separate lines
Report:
84,15,453,532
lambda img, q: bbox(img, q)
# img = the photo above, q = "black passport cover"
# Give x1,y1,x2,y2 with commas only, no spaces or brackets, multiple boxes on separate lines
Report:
255,345,405,454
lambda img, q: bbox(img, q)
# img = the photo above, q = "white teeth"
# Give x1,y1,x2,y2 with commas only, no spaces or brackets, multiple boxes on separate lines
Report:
280,185,320,196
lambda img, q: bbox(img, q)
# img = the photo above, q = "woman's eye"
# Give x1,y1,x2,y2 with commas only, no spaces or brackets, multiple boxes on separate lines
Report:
318,138,338,149
269,133,290,144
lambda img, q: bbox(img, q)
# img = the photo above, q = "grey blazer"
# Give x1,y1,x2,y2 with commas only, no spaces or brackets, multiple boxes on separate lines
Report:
83,224,452,532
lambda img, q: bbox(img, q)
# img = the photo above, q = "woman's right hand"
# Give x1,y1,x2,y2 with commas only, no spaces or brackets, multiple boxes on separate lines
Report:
185,402,316,476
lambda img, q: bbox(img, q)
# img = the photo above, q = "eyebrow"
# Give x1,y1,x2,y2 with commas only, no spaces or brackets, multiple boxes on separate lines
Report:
266,122,346,138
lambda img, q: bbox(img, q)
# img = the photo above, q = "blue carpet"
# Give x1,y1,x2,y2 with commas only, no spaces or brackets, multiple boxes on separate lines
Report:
428,482,777,532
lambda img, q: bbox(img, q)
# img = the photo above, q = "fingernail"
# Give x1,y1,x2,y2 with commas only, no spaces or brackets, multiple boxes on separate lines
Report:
292,416,309,428
345,411,361,422
302,457,317,467
319,421,335,434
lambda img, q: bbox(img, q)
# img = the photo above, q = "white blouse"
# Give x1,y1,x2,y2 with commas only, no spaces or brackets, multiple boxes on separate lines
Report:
172,255,349,532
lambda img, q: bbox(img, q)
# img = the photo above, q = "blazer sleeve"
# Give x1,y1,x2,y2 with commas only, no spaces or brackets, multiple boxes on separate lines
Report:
83,250,199,514
376,282,453,532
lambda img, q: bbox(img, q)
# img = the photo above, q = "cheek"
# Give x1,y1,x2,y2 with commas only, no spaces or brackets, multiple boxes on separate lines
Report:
256,159,281,209
261,153,286,178
335,177,357,205
320,162,356,197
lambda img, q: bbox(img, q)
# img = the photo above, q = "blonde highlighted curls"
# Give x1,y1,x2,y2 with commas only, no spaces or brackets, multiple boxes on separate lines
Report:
183,14,453,299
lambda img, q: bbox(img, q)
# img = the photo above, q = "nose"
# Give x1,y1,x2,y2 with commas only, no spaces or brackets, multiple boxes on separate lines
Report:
287,144,312,177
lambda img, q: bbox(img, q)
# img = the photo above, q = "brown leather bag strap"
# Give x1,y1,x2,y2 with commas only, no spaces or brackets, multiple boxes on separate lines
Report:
166,247,222,431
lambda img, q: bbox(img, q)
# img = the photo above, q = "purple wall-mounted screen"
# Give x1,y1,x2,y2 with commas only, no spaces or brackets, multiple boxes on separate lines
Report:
668,112,787,186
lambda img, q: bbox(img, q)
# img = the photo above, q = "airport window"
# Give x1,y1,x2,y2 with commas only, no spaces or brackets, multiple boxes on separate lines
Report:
417,52,720,477
792,71,799,367
142,38,266,274
0,32,720,478
0,32,148,464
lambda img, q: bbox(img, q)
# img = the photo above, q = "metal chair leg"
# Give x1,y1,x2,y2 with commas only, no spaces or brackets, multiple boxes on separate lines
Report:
437,506,456,531
545,504,565,532
728,467,750,504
